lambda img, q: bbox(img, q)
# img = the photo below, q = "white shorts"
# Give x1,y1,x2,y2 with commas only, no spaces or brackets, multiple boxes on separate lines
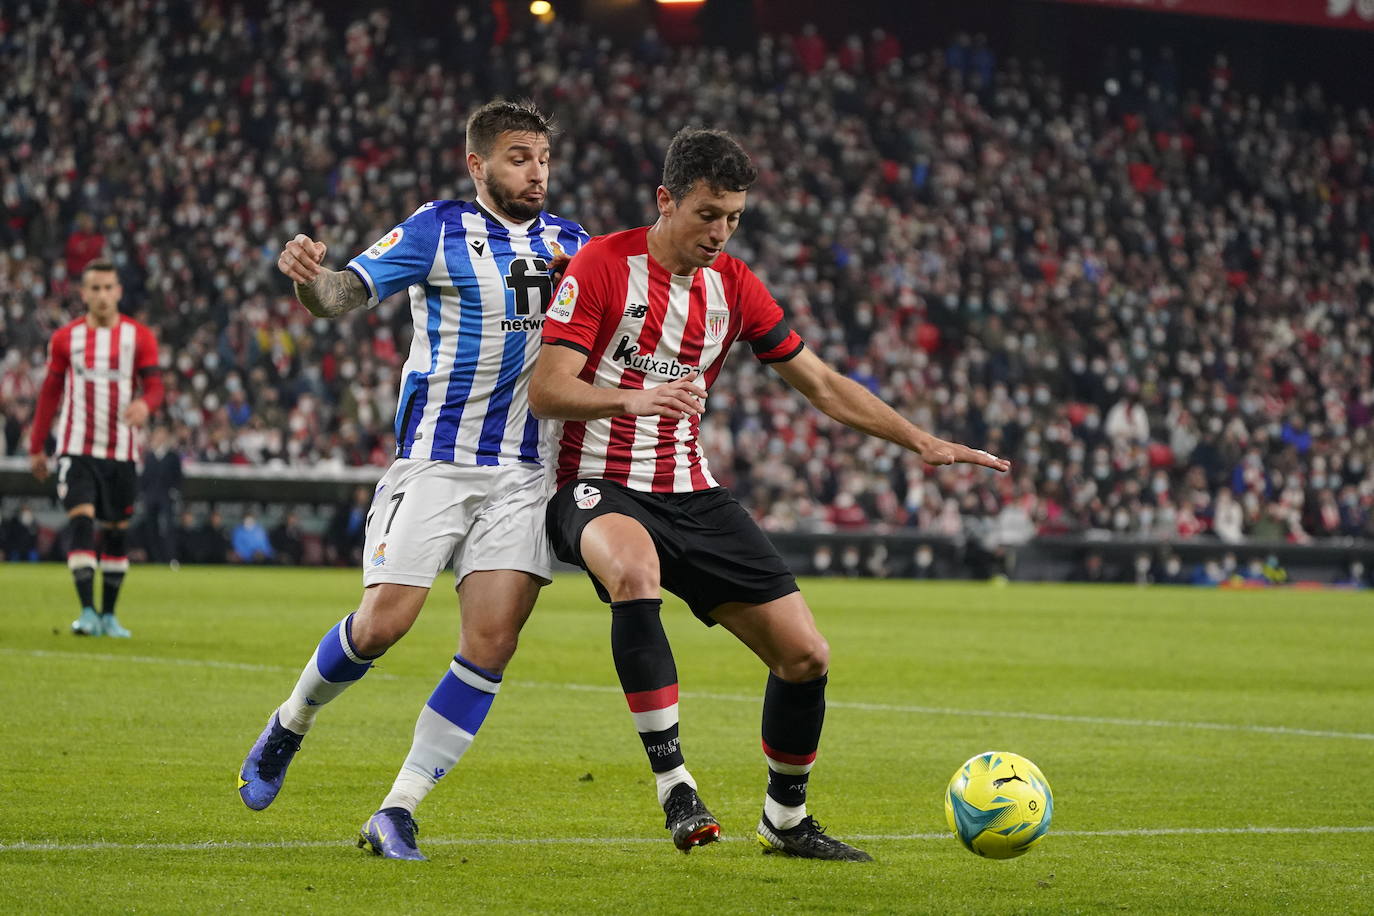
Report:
361,459,553,590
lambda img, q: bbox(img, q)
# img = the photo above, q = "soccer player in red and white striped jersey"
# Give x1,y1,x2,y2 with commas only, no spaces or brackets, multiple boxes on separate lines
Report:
532,129,1009,860
29,259,163,638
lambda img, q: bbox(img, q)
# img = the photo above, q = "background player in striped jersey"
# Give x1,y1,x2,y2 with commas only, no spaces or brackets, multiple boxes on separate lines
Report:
29,259,163,639
531,128,1009,860
237,100,588,860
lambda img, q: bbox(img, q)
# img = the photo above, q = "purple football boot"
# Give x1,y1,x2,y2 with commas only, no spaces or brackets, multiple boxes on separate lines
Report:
358,807,427,861
237,712,303,810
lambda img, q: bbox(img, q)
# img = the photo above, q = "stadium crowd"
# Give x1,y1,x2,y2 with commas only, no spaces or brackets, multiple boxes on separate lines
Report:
3,0,1372,557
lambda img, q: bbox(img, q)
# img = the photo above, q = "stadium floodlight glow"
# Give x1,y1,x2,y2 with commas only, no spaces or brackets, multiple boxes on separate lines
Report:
530,0,552,14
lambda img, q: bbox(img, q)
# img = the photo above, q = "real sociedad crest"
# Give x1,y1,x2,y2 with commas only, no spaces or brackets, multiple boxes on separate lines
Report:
705,308,729,344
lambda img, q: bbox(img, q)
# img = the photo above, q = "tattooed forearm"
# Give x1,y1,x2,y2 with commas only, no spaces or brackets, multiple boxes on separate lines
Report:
294,269,368,318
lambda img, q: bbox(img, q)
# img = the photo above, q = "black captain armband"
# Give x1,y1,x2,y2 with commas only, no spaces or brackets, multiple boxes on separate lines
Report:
545,339,591,356
751,320,805,364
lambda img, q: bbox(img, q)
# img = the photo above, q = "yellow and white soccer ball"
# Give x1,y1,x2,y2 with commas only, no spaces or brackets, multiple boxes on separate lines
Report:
944,751,1053,859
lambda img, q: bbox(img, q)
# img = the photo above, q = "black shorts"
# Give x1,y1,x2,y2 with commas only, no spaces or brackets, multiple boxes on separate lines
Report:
56,454,137,523
547,478,799,625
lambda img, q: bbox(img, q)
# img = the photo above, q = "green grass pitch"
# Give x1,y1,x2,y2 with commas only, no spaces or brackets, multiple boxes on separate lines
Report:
2,566,1371,913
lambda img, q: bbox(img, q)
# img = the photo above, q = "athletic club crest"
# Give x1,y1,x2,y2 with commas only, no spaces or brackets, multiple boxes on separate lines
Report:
705,307,729,344
574,483,602,510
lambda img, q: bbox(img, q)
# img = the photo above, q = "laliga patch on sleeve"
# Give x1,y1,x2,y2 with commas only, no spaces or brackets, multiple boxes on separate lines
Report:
365,227,404,259
547,276,578,323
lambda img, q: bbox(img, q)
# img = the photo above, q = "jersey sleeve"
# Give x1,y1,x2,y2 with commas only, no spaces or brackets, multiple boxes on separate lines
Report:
345,204,441,304
735,264,805,364
28,327,71,454
541,242,610,355
134,323,164,411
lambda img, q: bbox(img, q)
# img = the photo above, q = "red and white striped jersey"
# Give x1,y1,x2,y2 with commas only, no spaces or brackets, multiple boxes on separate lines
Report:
32,316,160,462
542,227,804,493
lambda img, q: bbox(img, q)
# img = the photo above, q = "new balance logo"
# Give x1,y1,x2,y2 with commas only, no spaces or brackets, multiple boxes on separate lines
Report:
625,303,649,319
433,767,447,780
470,239,486,256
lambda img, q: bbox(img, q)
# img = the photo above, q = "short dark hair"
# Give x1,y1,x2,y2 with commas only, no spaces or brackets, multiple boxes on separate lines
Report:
465,99,556,158
662,128,757,201
81,259,118,279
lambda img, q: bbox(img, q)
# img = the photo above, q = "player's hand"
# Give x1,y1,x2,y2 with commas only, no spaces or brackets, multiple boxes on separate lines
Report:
278,233,328,284
30,453,50,482
548,250,572,282
546,241,572,282
916,435,1011,473
622,371,708,419
122,398,150,428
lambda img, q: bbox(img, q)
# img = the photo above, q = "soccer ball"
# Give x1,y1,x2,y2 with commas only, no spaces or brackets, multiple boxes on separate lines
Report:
944,751,1053,859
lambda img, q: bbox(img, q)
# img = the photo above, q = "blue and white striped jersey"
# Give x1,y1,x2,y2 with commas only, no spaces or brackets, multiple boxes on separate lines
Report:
346,200,588,465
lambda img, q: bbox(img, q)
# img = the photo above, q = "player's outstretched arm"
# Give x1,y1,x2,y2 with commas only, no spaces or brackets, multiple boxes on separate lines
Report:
771,348,1010,472
530,345,709,421
277,233,368,318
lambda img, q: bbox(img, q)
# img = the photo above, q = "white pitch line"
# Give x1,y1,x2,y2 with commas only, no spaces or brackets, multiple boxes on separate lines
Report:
522,681,1374,742
2,825,1372,854
0,647,405,680
6,649,1372,742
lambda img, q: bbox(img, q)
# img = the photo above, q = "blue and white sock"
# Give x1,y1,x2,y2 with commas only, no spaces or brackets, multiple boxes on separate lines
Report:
277,614,380,735
381,655,501,814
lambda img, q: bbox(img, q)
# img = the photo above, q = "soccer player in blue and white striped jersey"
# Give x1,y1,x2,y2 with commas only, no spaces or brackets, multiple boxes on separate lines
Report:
237,100,588,860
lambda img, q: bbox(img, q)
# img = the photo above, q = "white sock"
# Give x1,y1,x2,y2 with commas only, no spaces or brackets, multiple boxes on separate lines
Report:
276,615,377,735
380,658,499,814
277,649,361,735
380,705,477,813
381,766,441,815
655,765,697,807
765,795,807,830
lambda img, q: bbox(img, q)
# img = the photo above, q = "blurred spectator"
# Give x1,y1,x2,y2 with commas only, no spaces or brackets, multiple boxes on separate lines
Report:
138,426,183,563
1192,560,1226,586
1156,552,1190,585
1212,490,1244,544
865,543,891,578
839,544,863,577
173,512,200,566
177,511,230,565
910,543,939,579
1070,552,1112,583
1105,397,1150,445
1132,552,1153,585
231,513,275,564
1335,559,1369,589
64,213,105,277
1,505,41,562
270,512,307,566
811,543,835,576
327,487,372,567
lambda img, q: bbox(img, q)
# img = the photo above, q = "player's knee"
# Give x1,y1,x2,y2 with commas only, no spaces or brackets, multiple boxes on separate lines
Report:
597,557,660,601
462,629,519,672
776,637,830,682
350,607,414,655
